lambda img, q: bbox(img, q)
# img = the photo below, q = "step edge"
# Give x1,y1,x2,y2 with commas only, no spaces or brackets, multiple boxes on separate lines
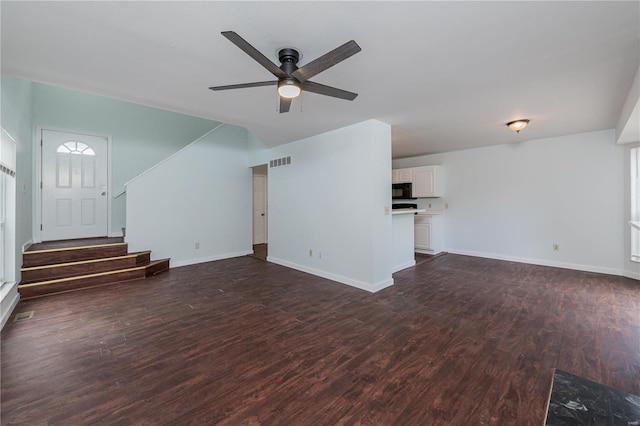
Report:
18,266,147,288
19,277,147,300
21,254,138,271
23,242,127,255
146,258,170,266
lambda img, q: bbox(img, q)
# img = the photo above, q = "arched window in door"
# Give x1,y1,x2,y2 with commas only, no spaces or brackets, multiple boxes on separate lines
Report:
56,141,95,156
55,141,96,189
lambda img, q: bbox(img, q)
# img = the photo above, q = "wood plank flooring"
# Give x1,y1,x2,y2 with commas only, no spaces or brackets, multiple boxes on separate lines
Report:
1,254,638,425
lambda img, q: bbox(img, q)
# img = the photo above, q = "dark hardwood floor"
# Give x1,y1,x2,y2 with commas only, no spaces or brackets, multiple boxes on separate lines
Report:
1,253,638,425
250,244,267,261
26,237,124,252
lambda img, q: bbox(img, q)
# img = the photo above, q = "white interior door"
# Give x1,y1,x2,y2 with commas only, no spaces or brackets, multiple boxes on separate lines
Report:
252,174,267,245
41,130,108,241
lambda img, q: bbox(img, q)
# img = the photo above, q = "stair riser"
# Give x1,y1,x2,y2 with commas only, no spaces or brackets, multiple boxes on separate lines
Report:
19,269,146,299
23,245,129,268
21,257,138,284
136,252,151,265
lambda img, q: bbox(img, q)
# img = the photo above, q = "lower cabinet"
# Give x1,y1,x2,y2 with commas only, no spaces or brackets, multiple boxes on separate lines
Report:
414,214,443,254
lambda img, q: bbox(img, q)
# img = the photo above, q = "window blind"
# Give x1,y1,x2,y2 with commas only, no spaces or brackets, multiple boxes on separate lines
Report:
0,128,16,177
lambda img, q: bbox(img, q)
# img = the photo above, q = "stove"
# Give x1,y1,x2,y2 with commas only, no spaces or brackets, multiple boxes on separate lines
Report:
392,203,418,210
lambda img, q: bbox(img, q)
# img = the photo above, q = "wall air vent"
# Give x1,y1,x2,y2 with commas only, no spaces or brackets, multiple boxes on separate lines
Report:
269,156,292,168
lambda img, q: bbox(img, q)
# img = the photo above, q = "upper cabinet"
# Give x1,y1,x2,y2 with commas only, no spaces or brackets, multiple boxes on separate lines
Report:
413,165,442,197
392,165,443,197
392,168,413,184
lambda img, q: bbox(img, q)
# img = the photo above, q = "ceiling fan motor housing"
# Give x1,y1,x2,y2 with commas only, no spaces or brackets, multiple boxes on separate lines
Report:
278,48,300,76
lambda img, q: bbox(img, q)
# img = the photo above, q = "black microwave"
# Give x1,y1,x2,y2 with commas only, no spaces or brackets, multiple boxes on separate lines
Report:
392,182,414,199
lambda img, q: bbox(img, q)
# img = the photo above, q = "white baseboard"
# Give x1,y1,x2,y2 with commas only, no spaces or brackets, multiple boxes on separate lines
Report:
446,249,626,277
170,250,253,268
623,269,640,280
415,248,444,255
392,260,415,273
267,256,394,293
21,239,33,253
1,283,20,330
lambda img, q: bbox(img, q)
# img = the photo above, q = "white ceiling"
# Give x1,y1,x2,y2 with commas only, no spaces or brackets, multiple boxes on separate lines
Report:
2,1,639,158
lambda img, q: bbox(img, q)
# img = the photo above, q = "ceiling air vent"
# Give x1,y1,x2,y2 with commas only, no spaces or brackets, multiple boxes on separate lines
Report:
270,156,291,168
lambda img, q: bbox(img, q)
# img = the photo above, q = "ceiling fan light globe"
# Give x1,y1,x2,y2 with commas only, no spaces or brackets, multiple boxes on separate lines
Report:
278,80,301,98
506,119,530,132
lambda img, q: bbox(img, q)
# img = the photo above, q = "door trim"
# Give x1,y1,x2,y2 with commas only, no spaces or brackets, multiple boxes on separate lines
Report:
34,126,114,243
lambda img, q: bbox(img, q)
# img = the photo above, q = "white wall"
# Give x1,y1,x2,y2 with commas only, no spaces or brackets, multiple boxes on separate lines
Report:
394,129,627,276
253,120,393,292
126,124,252,267
1,76,34,326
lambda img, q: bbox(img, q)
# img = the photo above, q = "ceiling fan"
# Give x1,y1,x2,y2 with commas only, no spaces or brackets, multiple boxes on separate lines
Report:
209,31,361,113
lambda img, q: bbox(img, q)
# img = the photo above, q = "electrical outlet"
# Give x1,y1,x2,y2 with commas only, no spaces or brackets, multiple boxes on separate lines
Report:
195,242,200,249
428,203,432,208
319,252,322,259
553,243,559,251
384,206,390,215
309,249,313,257
444,203,449,209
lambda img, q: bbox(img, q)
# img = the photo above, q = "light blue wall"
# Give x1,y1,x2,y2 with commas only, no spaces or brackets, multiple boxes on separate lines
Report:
32,82,221,232
1,76,34,324
1,76,33,280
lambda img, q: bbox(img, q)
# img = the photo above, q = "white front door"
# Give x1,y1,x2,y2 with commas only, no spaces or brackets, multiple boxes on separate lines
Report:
41,130,108,241
252,175,267,244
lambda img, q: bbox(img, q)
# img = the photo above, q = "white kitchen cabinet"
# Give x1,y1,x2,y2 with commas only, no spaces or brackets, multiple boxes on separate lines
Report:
412,166,442,197
393,168,412,184
414,214,443,254
392,165,443,197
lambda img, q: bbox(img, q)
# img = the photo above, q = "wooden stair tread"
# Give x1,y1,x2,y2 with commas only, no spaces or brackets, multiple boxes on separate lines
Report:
22,243,130,268
19,239,169,298
18,266,148,288
25,237,124,252
21,254,139,271
18,269,147,299
24,242,127,255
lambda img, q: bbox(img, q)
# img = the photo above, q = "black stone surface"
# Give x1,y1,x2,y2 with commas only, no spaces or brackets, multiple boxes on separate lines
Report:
545,369,640,425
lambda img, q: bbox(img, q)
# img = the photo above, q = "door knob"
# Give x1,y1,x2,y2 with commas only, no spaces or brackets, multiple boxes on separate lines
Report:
261,213,265,216
101,192,107,196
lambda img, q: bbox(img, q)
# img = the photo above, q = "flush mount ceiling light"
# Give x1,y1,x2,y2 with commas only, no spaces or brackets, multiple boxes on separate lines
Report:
506,119,530,133
277,79,301,99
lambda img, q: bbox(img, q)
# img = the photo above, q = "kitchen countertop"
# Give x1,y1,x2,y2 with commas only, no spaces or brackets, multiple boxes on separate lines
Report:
416,211,443,216
391,208,426,215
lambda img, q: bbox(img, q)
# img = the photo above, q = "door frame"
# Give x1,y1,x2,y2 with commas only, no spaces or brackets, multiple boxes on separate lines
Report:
34,126,114,243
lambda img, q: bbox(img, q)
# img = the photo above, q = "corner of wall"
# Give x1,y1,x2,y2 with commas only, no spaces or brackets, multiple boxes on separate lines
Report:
0,283,20,329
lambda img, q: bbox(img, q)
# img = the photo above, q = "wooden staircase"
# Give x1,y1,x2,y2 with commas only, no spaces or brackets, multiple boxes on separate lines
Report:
18,238,170,299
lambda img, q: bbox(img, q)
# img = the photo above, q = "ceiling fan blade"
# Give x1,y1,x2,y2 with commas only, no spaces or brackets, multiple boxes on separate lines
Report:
292,40,361,83
221,31,287,79
209,81,277,91
279,97,292,113
302,81,358,101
